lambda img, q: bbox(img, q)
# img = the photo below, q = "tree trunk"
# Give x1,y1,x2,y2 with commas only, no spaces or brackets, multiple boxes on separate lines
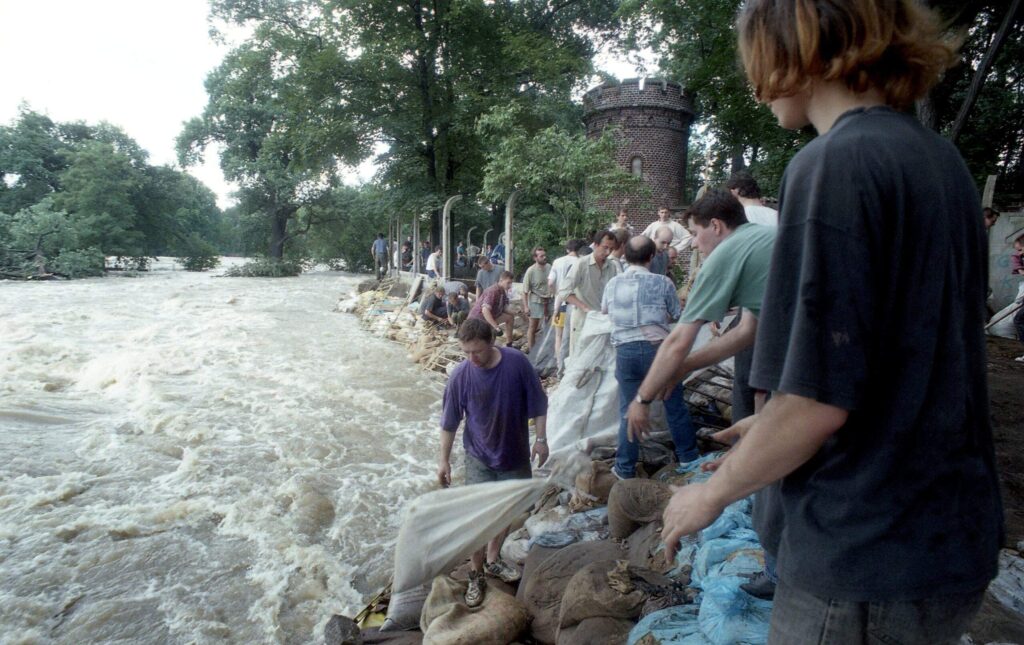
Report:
269,209,289,260
916,91,938,131
949,0,1022,144
730,145,746,173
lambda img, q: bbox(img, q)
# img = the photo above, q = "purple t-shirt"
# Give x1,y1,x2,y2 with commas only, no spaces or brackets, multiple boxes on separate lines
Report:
440,347,548,471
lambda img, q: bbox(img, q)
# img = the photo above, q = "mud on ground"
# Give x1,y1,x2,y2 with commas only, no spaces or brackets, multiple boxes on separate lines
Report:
967,336,1024,642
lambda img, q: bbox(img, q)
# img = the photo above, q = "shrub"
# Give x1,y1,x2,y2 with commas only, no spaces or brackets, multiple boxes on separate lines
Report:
222,257,303,277
52,247,106,278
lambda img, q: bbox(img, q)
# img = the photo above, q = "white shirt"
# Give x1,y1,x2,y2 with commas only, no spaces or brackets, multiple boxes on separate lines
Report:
548,254,577,292
744,204,779,227
426,252,441,273
641,219,692,253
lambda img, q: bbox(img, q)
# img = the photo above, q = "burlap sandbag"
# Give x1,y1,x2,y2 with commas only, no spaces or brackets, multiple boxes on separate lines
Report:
557,560,646,630
519,540,624,644
419,575,529,645
568,460,618,512
556,616,635,645
607,479,674,539
626,521,673,574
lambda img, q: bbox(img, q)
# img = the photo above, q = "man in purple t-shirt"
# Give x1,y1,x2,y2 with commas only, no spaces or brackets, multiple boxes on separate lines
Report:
438,318,548,607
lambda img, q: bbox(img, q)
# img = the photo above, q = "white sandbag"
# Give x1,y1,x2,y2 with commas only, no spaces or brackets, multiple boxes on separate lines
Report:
501,527,532,566
545,313,624,455
991,549,1024,615
380,583,431,632
988,283,1024,339
392,478,549,594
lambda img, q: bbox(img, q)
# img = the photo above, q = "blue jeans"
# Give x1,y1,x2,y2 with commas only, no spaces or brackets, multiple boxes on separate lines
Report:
615,341,698,478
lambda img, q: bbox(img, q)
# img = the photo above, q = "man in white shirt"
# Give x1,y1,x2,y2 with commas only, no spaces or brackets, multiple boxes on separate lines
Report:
547,239,581,371
727,170,778,227
425,246,443,279
641,206,691,253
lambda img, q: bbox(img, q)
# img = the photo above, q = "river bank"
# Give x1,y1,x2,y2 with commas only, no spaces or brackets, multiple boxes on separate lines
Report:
338,277,1024,644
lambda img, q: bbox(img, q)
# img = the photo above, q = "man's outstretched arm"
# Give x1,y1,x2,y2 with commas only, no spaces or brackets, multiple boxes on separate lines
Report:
661,392,848,560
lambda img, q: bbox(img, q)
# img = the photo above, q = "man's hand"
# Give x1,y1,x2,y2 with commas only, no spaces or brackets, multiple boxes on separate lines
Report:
626,401,651,442
709,414,758,447
437,459,452,488
661,483,724,563
531,441,549,467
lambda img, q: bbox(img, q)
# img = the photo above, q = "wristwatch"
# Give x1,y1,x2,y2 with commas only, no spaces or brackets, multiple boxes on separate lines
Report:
535,437,547,443
635,393,654,405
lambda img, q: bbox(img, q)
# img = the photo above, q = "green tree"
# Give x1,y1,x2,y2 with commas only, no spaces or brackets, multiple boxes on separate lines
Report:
201,0,621,259
0,108,67,214
178,12,366,262
477,104,644,269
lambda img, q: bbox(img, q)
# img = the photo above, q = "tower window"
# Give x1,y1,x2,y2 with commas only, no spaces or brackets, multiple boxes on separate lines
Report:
630,156,643,177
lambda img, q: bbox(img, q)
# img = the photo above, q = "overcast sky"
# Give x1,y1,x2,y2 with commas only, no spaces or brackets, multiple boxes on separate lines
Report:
0,1,643,209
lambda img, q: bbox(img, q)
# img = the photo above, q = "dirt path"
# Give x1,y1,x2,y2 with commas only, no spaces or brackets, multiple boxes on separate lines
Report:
967,337,1024,642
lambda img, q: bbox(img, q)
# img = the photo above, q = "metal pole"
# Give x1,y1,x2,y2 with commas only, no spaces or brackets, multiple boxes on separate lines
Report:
413,215,421,275
442,195,463,280
504,190,519,275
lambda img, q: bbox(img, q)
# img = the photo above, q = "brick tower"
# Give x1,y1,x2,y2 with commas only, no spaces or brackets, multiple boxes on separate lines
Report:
583,78,696,233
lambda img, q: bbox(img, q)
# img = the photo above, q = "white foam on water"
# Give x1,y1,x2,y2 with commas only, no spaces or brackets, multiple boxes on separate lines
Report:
0,262,447,644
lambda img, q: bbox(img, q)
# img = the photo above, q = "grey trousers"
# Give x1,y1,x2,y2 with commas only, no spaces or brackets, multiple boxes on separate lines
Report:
768,579,985,645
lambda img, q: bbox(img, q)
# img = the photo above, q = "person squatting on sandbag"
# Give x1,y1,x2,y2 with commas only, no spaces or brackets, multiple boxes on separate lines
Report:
437,318,549,608
647,1,1003,643
468,270,516,340
601,235,699,479
419,284,451,327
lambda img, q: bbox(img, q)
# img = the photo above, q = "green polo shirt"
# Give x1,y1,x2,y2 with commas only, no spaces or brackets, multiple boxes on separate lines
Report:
681,223,776,323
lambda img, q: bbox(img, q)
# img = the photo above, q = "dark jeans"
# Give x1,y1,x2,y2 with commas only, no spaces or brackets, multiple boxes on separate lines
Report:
464,453,532,485
615,340,699,477
374,252,388,280
768,579,985,645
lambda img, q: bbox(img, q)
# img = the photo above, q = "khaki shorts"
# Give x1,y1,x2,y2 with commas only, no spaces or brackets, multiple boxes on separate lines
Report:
529,300,548,319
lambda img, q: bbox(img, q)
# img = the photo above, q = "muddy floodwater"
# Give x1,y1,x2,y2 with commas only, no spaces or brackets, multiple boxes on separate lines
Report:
0,260,444,644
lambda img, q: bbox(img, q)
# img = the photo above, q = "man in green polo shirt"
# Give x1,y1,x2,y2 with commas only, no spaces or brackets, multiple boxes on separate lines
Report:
626,188,778,597
627,188,775,435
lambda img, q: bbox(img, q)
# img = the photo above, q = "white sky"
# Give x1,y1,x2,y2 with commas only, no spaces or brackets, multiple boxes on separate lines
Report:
0,1,647,210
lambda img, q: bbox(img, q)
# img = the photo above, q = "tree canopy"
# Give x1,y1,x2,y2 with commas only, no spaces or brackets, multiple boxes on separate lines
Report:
0,108,223,277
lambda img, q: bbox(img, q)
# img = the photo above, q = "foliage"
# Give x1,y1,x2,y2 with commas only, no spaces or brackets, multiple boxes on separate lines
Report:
476,103,645,270
194,0,622,263
50,247,105,278
0,107,225,279
0,199,107,277
618,0,1024,201
222,257,304,277
178,233,222,271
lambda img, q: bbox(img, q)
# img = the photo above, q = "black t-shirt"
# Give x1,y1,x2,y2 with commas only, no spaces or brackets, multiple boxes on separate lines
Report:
420,293,448,319
750,107,1003,601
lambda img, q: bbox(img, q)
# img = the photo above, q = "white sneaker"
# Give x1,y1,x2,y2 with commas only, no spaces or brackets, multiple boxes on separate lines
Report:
465,571,485,607
1015,355,1024,362
484,559,521,583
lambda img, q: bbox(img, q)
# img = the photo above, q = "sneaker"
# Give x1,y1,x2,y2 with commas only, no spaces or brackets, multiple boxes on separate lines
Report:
1015,355,1024,363
484,559,521,583
465,571,485,608
740,570,776,600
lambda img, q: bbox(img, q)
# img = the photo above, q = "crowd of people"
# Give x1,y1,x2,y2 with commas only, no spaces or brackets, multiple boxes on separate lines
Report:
428,0,1009,641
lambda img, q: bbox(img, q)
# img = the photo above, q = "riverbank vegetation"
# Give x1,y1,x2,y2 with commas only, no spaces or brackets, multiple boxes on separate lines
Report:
4,1,1021,279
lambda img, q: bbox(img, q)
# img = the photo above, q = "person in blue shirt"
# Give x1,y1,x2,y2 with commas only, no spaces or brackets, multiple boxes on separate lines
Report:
602,235,698,478
370,233,388,280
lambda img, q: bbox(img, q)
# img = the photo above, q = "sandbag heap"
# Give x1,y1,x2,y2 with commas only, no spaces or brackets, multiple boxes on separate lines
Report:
340,280,529,377
338,451,774,645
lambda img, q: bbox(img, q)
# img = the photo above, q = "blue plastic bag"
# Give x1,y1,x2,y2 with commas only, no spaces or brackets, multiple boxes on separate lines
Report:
627,604,711,645
698,576,772,644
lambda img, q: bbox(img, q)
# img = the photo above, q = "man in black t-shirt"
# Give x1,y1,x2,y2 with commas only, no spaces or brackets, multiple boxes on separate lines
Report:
660,2,1002,641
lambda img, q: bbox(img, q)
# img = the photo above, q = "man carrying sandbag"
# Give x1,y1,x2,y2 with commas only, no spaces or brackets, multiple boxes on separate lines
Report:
438,318,549,607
